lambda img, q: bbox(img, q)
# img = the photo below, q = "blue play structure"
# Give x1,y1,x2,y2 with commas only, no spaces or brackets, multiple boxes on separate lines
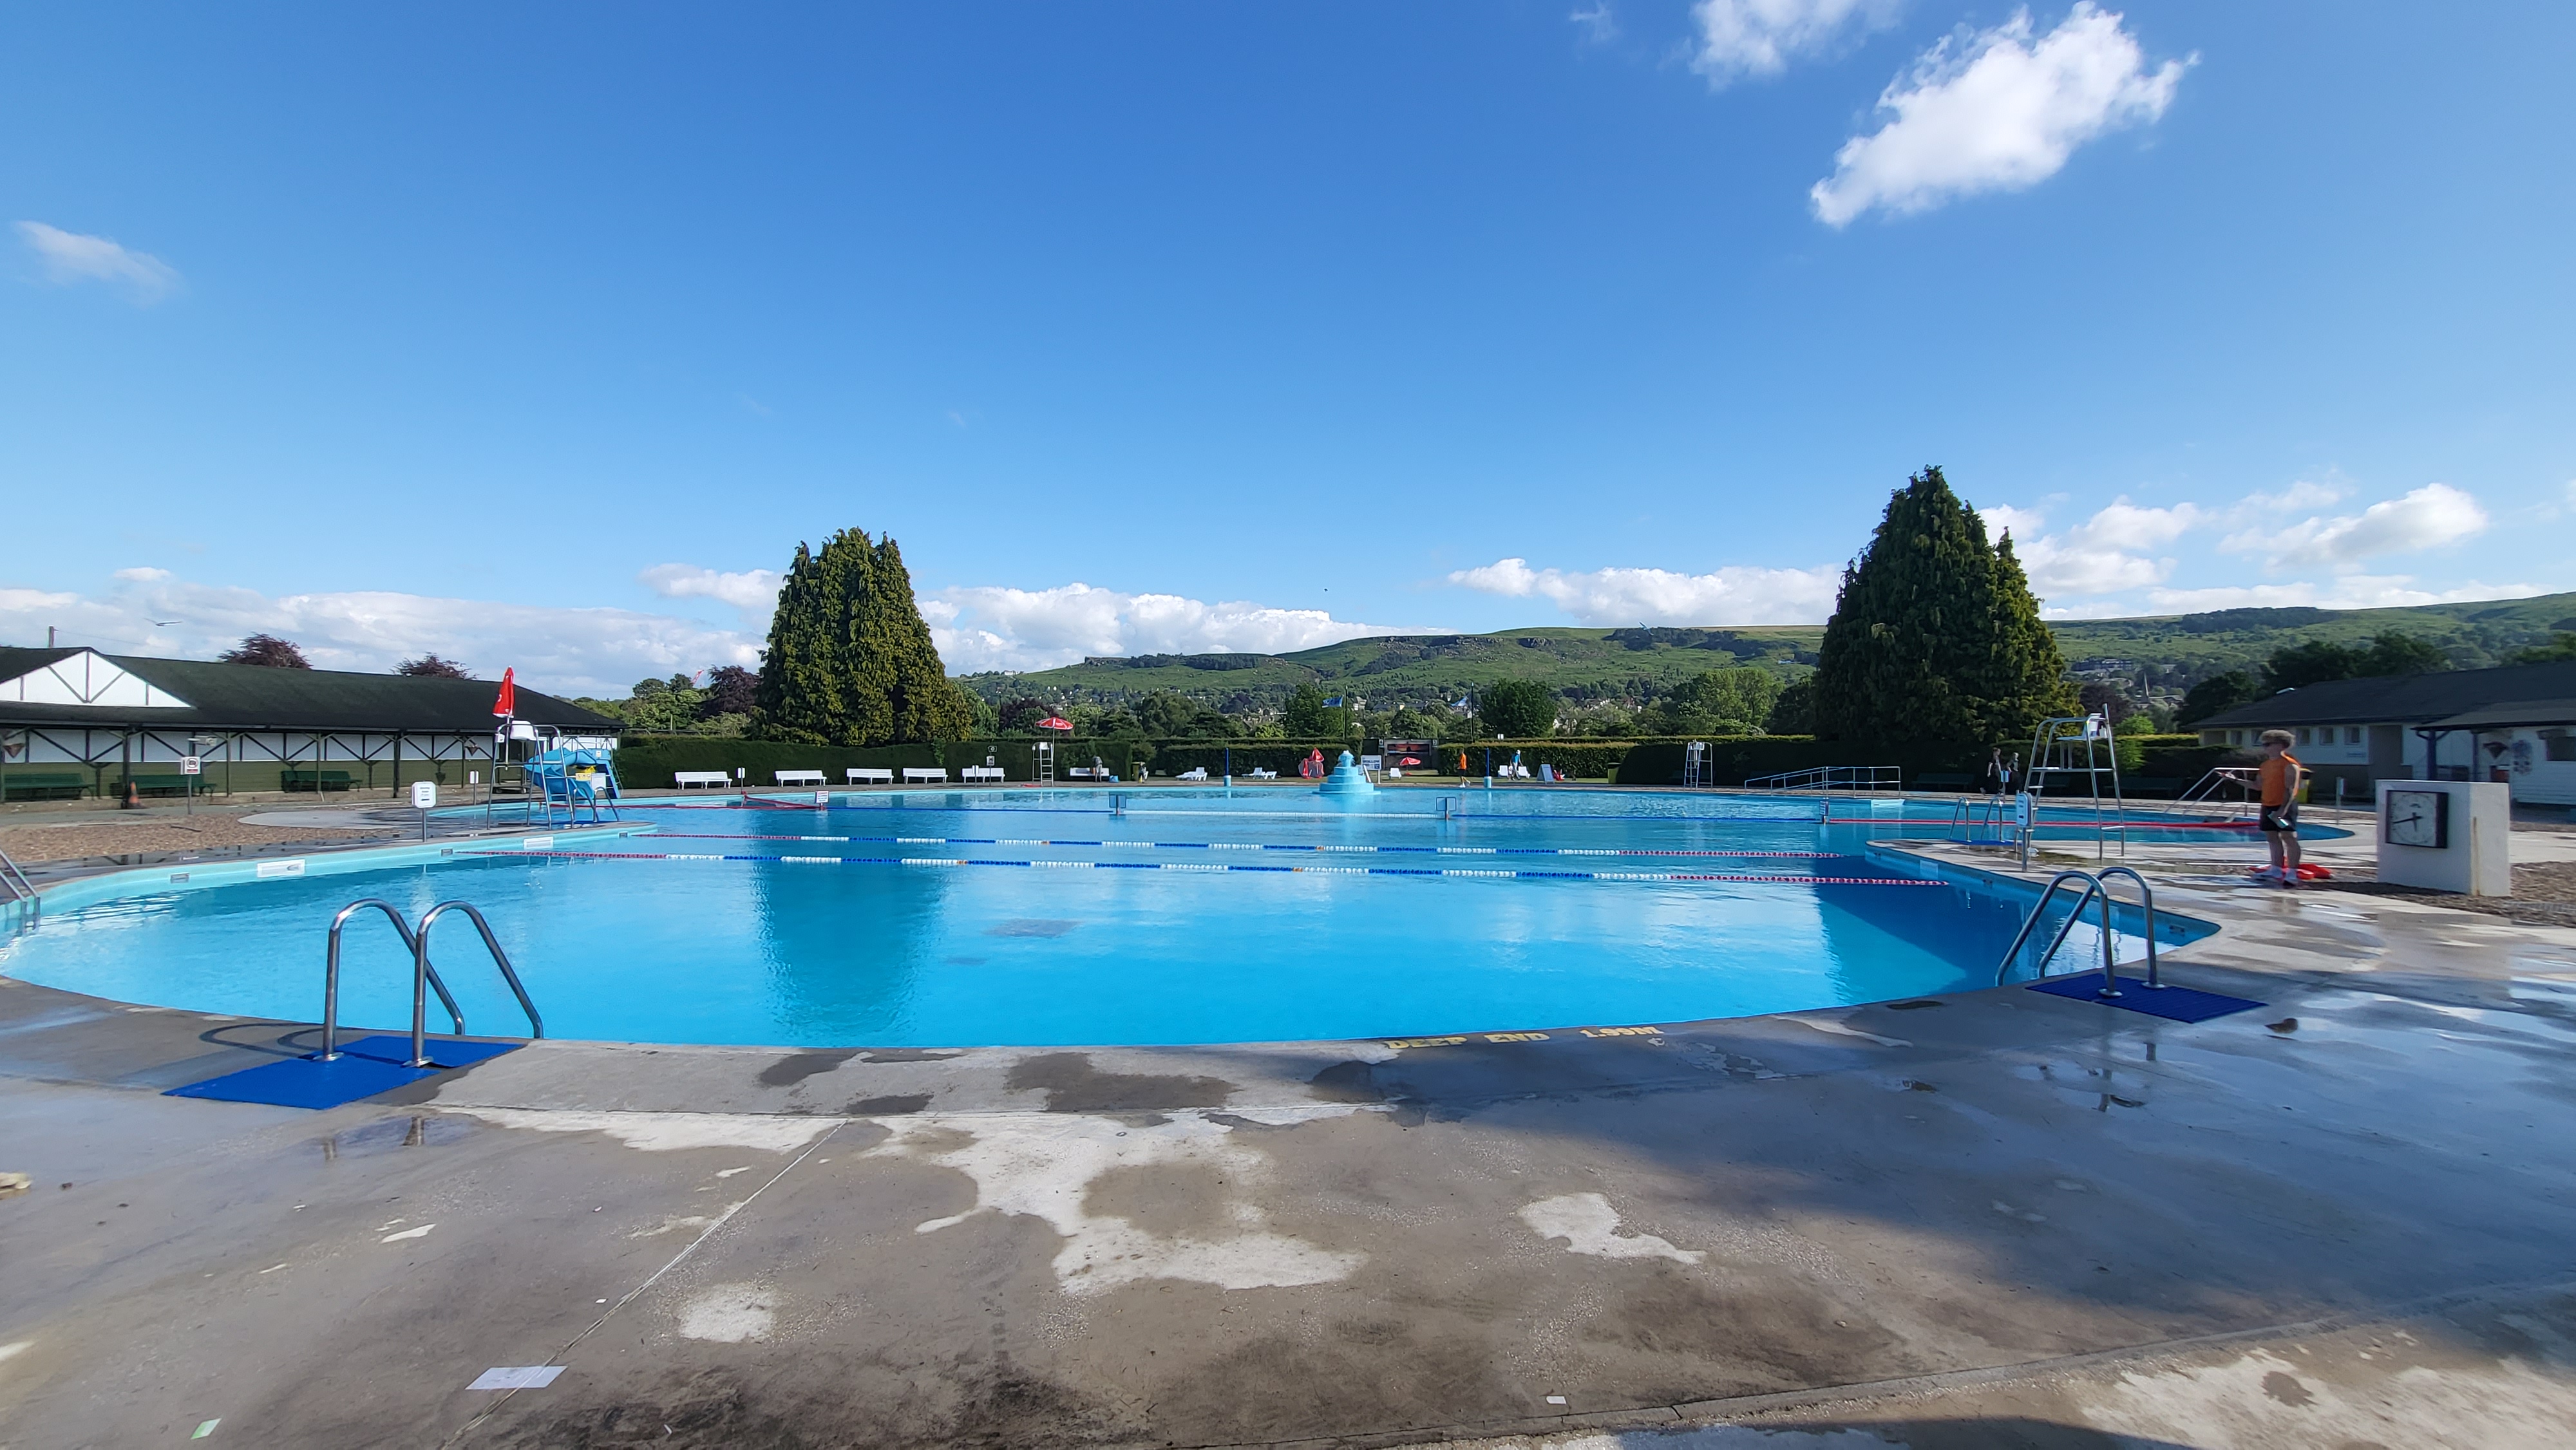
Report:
1316,749,1376,796
488,726,623,828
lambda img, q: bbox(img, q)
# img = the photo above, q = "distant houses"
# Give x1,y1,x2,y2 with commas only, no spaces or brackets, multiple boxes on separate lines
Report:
2192,660,2576,807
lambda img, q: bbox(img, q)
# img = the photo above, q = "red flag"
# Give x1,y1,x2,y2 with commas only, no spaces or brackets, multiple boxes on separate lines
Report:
492,668,516,717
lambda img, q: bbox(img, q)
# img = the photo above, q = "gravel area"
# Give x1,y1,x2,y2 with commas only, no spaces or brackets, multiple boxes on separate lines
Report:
0,814,385,864
2334,860,2576,928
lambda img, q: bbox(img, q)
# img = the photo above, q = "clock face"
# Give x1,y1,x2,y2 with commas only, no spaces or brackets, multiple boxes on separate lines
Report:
2384,789,2448,849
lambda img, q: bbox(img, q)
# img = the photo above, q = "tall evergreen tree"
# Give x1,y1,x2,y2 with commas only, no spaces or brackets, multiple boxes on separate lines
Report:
1814,467,2074,749
752,529,974,745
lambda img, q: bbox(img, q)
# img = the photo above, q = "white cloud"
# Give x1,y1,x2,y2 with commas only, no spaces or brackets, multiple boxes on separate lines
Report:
2219,482,2489,572
927,583,1427,674
1987,496,2201,597
2141,577,2543,614
15,221,182,303
1569,3,1620,44
1691,0,1902,84
1445,558,1841,626
112,566,173,583
637,563,783,617
1810,4,2190,227
1,574,757,697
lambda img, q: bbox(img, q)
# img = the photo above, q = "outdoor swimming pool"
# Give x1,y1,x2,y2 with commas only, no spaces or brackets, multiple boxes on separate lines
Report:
1,787,2242,1048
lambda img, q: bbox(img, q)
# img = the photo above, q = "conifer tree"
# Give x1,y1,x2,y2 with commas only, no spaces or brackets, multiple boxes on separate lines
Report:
1814,467,2073,750
752,529,974,745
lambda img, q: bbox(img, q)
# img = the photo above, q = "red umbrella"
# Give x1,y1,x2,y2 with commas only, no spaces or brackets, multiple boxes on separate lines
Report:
1037,716,1074,731
491,668,516,718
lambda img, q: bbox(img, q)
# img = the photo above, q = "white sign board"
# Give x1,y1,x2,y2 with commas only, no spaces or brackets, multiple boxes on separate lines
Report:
411,780,439,809
2376,779,2509,895
178,755,202,775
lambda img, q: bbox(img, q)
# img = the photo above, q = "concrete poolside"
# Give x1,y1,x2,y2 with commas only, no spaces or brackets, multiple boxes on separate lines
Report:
3,823,2576,1445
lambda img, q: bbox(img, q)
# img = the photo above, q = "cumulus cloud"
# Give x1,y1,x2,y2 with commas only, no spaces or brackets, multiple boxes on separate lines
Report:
1445,558,1841,626
2139,577,2542,614
637,562,784,618
2219,482,2489,572
1691,0,1902,84
1810,4,2189,227
1,574,757,698
1569,3,1619,44
926,583,1425,675
1984,496,2201,597
15,221,182,303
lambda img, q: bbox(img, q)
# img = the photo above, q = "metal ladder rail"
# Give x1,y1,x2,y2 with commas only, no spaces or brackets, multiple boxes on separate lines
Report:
321,899,467,1062
0,847,35,902
407,901,544,1069
2093,865,2161,989
1995,871,2121,999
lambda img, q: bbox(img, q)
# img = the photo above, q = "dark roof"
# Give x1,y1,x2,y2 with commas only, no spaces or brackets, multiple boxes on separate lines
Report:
2425,698,2576,730
2195,661,2576,731
0,648,619,733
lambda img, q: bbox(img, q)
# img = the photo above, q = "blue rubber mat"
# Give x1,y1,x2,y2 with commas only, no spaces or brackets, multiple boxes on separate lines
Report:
165,1035,520,1110
2025,974,2263,1024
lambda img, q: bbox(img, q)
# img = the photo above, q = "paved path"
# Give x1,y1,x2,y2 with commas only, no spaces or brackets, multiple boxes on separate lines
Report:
3,856,2574,1447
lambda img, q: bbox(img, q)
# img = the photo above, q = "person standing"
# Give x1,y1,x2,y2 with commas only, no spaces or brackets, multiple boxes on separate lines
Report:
2257,729,2304,885
1984,748,2005,796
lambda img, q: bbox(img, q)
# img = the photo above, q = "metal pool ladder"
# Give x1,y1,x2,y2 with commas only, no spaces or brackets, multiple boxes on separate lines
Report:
1995,867,2161,999
321,898,544,1069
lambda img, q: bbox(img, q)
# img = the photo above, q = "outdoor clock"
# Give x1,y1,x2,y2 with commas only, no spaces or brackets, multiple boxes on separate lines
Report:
2383,789,2448,849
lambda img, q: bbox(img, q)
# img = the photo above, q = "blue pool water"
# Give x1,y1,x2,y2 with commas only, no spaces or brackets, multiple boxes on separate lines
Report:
1,787,2231,1048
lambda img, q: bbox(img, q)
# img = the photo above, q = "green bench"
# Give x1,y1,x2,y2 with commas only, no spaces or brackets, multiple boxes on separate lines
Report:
123,773,191,798
1914,773,1974,791
2,771,90,802
280,768,357,793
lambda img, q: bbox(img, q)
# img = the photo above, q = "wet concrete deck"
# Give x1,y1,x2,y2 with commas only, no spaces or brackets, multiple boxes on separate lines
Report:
3,838,2575,1447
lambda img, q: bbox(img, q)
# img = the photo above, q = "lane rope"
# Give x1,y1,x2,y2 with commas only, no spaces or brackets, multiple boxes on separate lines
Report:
460,848,1943,885
644,833,1850,860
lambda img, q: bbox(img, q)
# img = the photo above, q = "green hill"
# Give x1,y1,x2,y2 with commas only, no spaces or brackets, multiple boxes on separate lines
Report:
958,591,2576,712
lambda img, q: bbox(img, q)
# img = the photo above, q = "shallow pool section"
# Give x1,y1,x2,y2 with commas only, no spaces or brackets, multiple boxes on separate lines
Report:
3,787,2219,1048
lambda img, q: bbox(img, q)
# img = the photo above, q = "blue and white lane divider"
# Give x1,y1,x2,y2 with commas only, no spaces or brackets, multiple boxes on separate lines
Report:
648,833,1846,860
459,847,1940,885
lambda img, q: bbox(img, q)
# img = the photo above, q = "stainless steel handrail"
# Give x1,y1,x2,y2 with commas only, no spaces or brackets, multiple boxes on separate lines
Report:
321,899,464,1062
1996,870,2119,998
0,847,35,903
407,900,544,1069
2093,865,2161,989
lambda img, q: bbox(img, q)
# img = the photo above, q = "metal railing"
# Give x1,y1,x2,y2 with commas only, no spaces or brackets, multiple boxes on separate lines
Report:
2166,767,2260,816
321,898,542,1069
1745,764,1903,795
321,899,465,1062
1994,867,2162,997
0,847,34,903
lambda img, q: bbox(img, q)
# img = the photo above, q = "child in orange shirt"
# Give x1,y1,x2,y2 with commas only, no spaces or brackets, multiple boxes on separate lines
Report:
2258,729,2304,886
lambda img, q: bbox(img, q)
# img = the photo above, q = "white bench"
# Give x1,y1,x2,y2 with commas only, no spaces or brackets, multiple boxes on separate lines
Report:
1067,766,1119,780
1177,767,1208,781
774,769,826,786
1246,767,1277,780
846,768,894,785
902,767,950,784
960,766,1005,784
673,771,732,790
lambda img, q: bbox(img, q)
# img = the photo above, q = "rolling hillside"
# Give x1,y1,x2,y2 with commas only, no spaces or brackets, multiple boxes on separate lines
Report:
957,591,2576,712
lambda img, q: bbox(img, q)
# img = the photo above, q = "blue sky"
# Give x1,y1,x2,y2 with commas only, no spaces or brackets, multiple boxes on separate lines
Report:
5,3,2571,693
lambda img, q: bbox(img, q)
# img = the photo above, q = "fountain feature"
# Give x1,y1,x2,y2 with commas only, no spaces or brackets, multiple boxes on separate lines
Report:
1316,749,1376,796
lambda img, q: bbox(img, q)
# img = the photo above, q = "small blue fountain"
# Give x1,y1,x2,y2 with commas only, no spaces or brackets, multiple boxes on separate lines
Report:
1315,749,1376,796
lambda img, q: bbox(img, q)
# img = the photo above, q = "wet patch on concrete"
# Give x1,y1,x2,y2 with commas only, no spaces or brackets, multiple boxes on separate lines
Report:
314,1112,476,1160
756,1050,859,1087
1307,1058,1390,1102
1005,1051,1232,1113
858,1048,963,1063
847,1093,933,1116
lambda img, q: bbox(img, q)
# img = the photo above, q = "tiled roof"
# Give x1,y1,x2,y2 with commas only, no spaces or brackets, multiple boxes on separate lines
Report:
2194,661,2576,730
0,648,618,732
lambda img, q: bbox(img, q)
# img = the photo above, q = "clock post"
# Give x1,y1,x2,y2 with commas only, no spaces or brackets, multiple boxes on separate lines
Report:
2376,780,2510,896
